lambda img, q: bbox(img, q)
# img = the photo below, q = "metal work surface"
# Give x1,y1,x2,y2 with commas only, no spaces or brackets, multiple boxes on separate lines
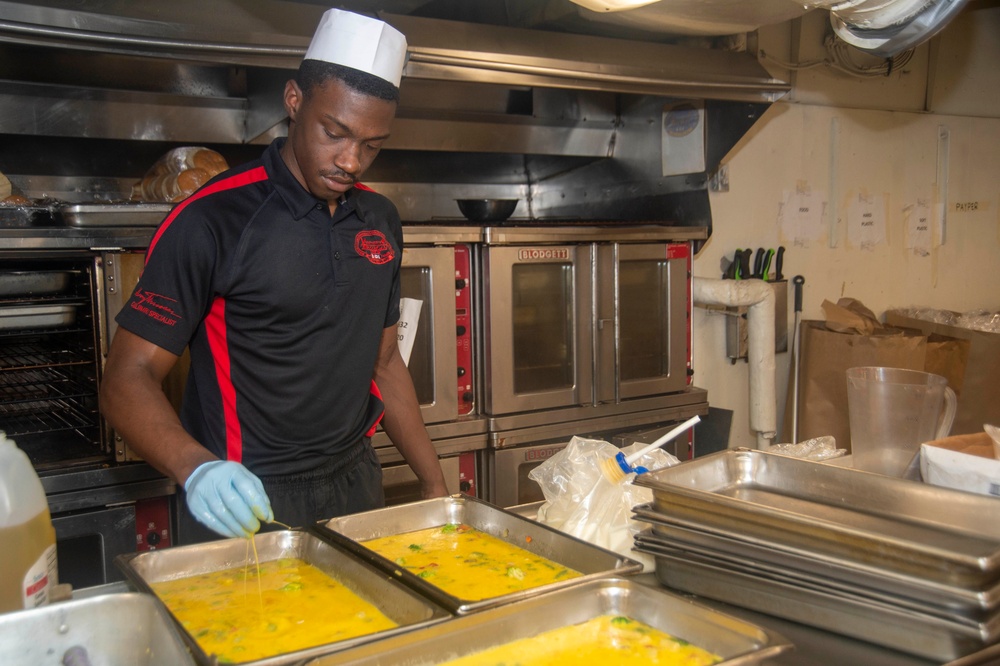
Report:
116,529,449,666
633,506,1000,616
643,544,1000,663
305,577,792,666
634,449,1000,587
314,494,642,614
0,592,195,665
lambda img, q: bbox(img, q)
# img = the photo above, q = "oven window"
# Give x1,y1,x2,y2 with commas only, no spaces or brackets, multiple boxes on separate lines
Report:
399,266,434,405
619,259,669,382
516,461,546,505
511,263,574,393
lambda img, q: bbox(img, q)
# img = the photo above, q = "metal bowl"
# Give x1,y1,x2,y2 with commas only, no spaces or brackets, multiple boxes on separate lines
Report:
455,198,518,222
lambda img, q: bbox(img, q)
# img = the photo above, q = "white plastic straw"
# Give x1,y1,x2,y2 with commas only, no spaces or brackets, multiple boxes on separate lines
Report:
624,415,701,465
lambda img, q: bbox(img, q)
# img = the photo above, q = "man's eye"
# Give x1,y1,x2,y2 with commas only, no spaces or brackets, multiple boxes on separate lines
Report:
324,129,341,140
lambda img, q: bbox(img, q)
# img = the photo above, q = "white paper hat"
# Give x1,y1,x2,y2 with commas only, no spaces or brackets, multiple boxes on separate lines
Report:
303,9,408,87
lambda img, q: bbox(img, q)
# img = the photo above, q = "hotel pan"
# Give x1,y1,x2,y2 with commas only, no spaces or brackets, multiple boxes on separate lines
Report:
641,542,1000,663
0,270,70,297
633,504,1000,616
304,577,792,665
633,448,1000,587
0,303,77,329
312,494,643,614
635,529,990,624
116,529,449,666
0,592,195,665
59,203,173,227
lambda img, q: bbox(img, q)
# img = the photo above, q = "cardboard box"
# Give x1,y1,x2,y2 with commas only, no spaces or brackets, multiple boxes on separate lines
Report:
886,310,1000,436
918,432,1000,497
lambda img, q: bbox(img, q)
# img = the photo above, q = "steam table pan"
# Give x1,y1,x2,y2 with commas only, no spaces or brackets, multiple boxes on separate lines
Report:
642,542,1000,663
304,577,792,666
633,504,1000,616
116,529,449,666
312,494,643,614
633,449,1000,587
59,203,173,227
0,592,195,665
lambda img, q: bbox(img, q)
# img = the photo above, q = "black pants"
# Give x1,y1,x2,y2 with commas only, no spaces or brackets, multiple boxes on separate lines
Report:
177,441,384,544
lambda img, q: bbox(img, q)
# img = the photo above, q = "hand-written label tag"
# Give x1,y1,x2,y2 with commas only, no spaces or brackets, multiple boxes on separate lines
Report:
397,297,422,367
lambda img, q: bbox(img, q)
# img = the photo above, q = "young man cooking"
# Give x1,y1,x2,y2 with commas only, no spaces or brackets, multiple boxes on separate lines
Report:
100,9,449,541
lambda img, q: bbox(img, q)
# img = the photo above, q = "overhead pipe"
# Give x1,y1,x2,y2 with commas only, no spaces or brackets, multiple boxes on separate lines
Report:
693,277,776,449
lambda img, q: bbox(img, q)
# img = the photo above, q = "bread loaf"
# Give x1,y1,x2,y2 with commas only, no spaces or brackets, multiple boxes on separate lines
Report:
132,147,229,202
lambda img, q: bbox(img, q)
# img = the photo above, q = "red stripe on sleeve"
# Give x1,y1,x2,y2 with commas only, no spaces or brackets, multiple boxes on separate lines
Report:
205,297,244,462
146,166,269,263
365,379,385,438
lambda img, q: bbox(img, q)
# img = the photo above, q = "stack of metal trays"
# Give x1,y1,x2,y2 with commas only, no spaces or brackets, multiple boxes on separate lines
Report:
631,448,1000,662
312,494,644,615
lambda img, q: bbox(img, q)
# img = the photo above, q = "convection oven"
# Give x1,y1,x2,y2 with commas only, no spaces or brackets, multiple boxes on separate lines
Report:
0,227,175,590
372,225,487,504
479,226,709,507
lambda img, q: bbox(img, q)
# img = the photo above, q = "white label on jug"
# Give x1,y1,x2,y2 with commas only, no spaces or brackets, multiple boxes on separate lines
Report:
22,544,57,609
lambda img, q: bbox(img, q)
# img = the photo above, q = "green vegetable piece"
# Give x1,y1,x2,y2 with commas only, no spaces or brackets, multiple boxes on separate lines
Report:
506,566,525,580
408,543,423,551
280,582,303,592
611,616,632,626
441,523,458,533
418,570,436,578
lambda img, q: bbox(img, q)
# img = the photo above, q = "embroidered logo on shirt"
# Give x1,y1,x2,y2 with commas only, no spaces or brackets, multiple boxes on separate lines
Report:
354,229,395,265
130,289,182,327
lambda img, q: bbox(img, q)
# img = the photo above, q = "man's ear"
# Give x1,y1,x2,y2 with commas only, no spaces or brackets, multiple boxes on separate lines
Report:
284,79,304,122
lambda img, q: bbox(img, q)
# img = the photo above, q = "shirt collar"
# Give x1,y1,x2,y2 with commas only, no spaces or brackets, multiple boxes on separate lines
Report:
263,138,359,221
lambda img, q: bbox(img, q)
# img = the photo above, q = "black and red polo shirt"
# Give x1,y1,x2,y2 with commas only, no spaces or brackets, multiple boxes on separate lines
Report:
116,138,401,476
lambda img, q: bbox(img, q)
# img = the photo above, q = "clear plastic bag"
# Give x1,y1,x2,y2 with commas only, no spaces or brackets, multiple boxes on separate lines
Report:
766,435,846,461
528,436,680,572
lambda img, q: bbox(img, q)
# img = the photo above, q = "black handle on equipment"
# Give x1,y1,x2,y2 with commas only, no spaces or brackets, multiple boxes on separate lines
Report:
774,246,786,281
793,275,805,312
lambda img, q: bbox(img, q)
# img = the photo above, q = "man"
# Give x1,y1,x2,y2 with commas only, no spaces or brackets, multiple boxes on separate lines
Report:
100,9,448,541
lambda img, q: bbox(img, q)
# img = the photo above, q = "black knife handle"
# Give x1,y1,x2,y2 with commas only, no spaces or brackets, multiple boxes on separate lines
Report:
774,246,786,281
793,275,805,312
736,249,752,279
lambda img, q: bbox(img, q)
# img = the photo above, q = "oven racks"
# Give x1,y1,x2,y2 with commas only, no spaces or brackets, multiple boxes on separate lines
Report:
0,337,94,370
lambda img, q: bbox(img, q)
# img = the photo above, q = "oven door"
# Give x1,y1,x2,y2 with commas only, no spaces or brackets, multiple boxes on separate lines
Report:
483,245,593,415
399,246,459,425
595,242,690,402
381,454,464,507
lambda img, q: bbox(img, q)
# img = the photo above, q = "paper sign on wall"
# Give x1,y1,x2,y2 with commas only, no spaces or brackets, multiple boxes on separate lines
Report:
778,189,825,245
397,297,422,367
847,192,887,250
904,198,933,256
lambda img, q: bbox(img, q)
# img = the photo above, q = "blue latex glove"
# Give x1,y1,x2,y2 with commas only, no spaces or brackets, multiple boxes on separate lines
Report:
184,460,273,538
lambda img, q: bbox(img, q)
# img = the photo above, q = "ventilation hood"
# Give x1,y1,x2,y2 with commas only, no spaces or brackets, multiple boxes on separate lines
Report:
0,0,789,230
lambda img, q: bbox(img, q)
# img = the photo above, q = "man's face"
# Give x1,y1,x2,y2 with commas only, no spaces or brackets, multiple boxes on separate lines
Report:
282,77,396,203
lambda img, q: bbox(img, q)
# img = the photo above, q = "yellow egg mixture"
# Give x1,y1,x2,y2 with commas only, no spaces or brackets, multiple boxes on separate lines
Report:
361,523,581,600
151,557,396,664
436,615,722,666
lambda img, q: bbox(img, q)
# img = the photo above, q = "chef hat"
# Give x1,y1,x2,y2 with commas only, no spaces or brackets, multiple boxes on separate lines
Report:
303,9,408,88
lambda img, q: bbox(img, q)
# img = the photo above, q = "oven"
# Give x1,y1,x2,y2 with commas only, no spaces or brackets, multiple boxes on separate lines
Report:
479,226,708,506
0,231,176,590
370,226,488,503
487,399,706,508
482,229,694,418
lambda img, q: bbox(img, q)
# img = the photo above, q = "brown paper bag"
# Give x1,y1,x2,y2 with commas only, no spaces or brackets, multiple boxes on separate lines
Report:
784,320,927,452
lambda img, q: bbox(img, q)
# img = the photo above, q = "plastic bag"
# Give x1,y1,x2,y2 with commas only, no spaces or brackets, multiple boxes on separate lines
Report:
528,436,680,572
766,435,847,461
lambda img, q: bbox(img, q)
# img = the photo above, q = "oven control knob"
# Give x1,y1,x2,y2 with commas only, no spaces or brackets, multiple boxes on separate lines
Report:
462,391,474,403
147,531,161,547
455,279,467,290
457,367,466,377
456,325,467,337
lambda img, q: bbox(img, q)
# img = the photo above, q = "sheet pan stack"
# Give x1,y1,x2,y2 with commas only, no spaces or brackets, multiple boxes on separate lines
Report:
631,449,1000,662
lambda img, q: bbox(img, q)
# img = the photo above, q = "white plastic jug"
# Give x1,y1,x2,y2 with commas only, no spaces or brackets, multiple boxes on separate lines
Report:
0,431,58,613
846,367,957,477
